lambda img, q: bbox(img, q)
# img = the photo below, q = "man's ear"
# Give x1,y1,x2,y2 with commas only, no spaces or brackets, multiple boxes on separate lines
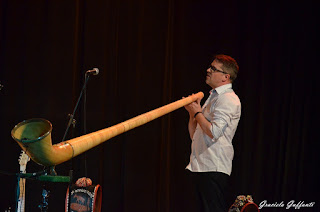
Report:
223,74,230,82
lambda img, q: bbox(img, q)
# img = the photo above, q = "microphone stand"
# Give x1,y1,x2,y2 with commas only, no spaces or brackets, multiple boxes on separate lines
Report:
62,74,91,142
62,71,93,212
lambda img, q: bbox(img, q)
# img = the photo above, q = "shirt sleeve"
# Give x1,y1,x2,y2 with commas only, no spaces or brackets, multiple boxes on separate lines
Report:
209,94,239,140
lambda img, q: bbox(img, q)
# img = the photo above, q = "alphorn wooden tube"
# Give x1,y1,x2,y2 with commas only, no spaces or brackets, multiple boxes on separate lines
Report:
11,92,204,167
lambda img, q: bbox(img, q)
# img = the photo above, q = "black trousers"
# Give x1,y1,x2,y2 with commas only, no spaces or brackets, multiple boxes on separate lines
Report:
188,170,229,212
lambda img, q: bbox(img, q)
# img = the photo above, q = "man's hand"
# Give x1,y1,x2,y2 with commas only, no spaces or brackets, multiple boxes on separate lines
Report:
183,94,203,117
184,94,213,139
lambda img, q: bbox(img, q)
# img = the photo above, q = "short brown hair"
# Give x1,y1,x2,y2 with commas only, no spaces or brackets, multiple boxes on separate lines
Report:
214,54,239,82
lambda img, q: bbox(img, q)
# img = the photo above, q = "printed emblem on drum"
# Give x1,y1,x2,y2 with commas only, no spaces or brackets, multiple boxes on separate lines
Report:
70,188,94,212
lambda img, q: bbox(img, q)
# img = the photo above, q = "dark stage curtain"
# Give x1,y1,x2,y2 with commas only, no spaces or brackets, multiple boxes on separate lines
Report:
0,0,318,211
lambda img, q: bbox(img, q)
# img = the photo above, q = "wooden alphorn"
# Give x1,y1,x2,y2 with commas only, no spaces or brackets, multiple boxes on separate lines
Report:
11,92,204,167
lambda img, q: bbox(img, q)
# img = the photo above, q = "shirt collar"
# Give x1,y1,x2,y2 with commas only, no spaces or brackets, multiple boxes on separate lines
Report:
211,83,232,95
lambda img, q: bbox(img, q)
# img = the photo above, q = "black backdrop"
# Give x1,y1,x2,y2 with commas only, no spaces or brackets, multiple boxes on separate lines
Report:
0,1,318,211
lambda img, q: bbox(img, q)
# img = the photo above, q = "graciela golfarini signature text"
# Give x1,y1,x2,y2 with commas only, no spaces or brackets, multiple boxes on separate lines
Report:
259,200,315,210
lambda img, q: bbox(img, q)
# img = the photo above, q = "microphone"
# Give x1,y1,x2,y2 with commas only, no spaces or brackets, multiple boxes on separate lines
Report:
86,68,99,76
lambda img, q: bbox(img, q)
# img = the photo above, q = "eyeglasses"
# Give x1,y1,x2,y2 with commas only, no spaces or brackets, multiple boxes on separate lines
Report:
209,65,227,74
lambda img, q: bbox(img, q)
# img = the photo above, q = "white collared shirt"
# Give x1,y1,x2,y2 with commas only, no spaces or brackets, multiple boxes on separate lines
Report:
186,83,241,175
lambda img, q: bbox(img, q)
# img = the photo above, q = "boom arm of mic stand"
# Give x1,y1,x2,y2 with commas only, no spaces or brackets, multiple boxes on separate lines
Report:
62,75,91,142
